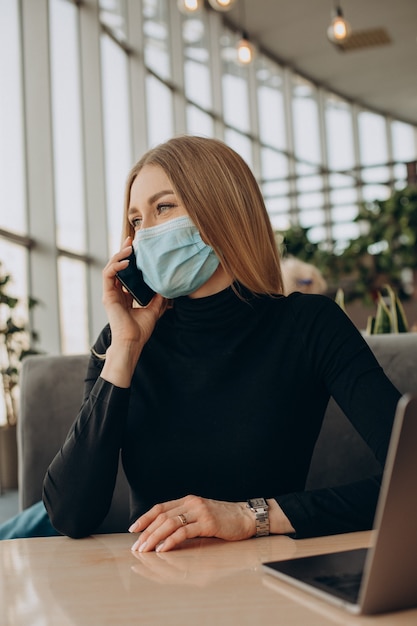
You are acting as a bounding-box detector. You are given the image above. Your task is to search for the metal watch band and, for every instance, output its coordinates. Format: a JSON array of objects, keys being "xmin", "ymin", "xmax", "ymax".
[{"xmin": 247, "ymin": 498, "xmax": 270, "ymax": 537}]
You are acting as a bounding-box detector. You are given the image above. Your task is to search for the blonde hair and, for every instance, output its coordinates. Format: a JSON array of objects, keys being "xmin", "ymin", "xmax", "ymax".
[
  {"xmin": 122, "ymin": 136, "xmax": 283, "ymax": 295},
  {"xmin": 281, "ymin": 257, "xmax": 327, "ymax": 295}
]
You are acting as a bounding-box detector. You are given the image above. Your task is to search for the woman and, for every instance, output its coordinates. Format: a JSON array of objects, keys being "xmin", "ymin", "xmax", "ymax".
[
  {"xmin": 281, "ymin": 256, "xmax": 328, "ymax": 295},
  {"xmin": 41, "ymin": 136, "xmax": 399, "ymax": 551}
]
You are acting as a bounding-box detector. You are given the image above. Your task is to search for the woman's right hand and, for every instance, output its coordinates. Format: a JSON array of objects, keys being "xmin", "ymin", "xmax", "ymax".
[{"xmin": 100, "ymin": 237, "xmax": 166, "ymax": 387}]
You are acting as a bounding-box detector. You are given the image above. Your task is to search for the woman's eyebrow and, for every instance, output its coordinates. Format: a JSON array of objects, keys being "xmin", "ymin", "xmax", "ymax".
[
  {"xmin": 128, "ymin": 189, "xmax": 175, "ymax": 216},
  {"xmin": 148, "ymin": 189, "xmax": 175, "ymax": 204}
]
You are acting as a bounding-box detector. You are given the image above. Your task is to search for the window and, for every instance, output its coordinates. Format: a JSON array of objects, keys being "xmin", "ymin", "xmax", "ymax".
[
  {"xmin": 50, "ymin": 0, "xmax": 86, "ymax": 253},
  {"xmin": 0, "ymin": 0, "xmax": 25, "ymax": 235},
  {"xmin": 291, "ymin": 77, "xmax": 325, "ymax": 239},
  {"xmin": 221, "ymin": 30, "xmax": 250, "ymax": 135},
  {"xmin": 391, "ymin": 121, "xmax": 417, "ymax": 187},
  {"xmin": 325, "ymin": 94, "xmax": 359, "ymax": 245},
  {"xmin": 101, "ymin": 33, "xmax": 132, "ymax": 254},
  {"xmin": 143, "ymin": 0, "xmax": 171, "ymax": 80},
  {"xmin": 183, "ymin": 11, "xmax": 212, "ymax": 109},
  {"xmin": 358, "ymin": 111, "xmax": 390, "ymax": 202},
  {"xmin": 58, "ymin": 257, "xmax": 89, "ymax": 354},
  {"xmin": 146, "ymin": 74, "xmax": 174, "ymax": 147}
]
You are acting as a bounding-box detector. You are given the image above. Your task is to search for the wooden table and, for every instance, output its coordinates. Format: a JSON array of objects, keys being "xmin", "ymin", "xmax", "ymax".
[{"xmin": 1, "ymin": 530, "xmax": 416, "ymax": 625}]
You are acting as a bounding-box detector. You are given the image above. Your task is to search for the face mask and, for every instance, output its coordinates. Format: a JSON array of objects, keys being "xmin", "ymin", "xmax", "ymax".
[{"xmin": 132, "ymin": 215, "xmax": 220, "ymax": 299}]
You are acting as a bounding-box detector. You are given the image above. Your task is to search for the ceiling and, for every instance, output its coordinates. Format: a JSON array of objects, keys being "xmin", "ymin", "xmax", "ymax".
[{"xmin": 223, "ymin": 0, "xmax": 417, "ymax": 125}]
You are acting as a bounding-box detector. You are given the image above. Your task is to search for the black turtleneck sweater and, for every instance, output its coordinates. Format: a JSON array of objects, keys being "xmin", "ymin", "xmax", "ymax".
[{"xmin": 43, "ymin": 287, "xmax": 400, "ymax": 539}]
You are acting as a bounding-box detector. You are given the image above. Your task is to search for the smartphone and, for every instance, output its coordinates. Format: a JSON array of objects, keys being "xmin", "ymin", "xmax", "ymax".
[{"xmin": 116, "ymin": 250, "xmax": 155, "ymax": 307}]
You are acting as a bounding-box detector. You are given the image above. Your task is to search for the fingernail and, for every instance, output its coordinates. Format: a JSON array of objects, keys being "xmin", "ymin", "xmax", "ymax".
[
  {"xmin": 131, "ymin": 539, "xmax": 141, "ymax": 552},
  {"xmin": 155, "ymin": 542, "xmax": 165, "ymax": 553},
  {"xmin": 128, "ymin": 524, "xmax": 136, "ymax": 533},
  {"xmin": 138, "ymin": 541, "xmax": 148, "ymax": 553}
]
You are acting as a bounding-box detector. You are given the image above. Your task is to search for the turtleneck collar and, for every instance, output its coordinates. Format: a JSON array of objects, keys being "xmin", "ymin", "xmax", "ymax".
[{"xmin": 171, "ymin": 283, "xmax": 265, "ymax": 331}]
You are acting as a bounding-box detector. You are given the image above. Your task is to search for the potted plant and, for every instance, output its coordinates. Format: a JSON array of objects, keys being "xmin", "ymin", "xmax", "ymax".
[
  {"xmin": 364, "ymin": 284, "xmax": 409, "ymax": 335},
  {"xmin": 335, "ymin": 284, "xmax": 410, "ymax": 335},
  {"xmin": 278, "ymin": 185, "xmax": 417, "ymax": 305},
  {"xmin": 0, "ymin": 261, "xmax": 39, "ymax": 492}
]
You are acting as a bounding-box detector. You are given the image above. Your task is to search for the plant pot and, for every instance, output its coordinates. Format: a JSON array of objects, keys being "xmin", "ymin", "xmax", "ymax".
[{"xmin": 0, "ymin": 424, "xmax": 18, "ymax": 492}]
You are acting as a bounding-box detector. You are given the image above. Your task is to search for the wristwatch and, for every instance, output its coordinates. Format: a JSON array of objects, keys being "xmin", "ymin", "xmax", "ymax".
[{"xmin": 247, "ymin": 498, "xmax": 270, "ymax": 537}]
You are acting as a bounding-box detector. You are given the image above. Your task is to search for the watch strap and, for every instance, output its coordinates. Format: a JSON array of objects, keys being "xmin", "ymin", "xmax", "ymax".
[{"xmin": 247, "ymin": 498, "xmax": 270, "ymax": 537}]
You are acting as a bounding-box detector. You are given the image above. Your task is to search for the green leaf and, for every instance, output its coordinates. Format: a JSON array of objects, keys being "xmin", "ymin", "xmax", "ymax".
[
  {"xmin": 334, "ymin": 288, "xmax": 346, "ymax": 312},
  {"xmin": 395, "ymin": 295, "xmax": 409, "ymax": 333},
  {"xmin": 366, "ymin": 316, "xmax": 375, "ymax": 335},
  {"xmin": 383, "ymin": 284, "xmax": 398, "ymax": 332},
  {"xmin": 373, "ymin": 293, "xmax": 392, "ymax": 334}
]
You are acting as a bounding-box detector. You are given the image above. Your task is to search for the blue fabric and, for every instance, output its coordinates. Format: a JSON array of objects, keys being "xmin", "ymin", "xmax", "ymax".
[
  {"xmin": 133, "ymin": 215, "xmax": 219, "ymax": 298},
  {"xmin": 0, "ymin": 500, "xmax": 61, "ymax": 540}
]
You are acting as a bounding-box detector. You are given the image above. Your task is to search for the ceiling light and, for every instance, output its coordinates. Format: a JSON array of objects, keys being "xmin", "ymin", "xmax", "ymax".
[
  {"xmin": 177, "ymin": 0, "xmax": 203, "ymax": 15},
  {"xmin": 327, "ymin": 3, "xmax": 351, "ymax": 44},
  {"xmin": 208, "ymin": 0, "xmax": 237, "ymax": 11},
  {"xmin": 236, "ymin": 32, "xmax": 255, "ymax": 65}
]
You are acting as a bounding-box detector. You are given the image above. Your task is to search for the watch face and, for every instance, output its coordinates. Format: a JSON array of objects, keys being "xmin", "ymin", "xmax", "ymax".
[{"xmin": 249, "ymin": 498, "xmax": 268, "ymax": 509}]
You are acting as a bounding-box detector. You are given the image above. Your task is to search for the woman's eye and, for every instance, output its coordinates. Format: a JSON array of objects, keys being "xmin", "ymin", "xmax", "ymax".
[
  {"xmin": 130, "ymin": 217, "xmax": 142, "ymax": 229},
  {"xmin": 156, "ymin": 202, "xmax": 176, "ymax": 214}
]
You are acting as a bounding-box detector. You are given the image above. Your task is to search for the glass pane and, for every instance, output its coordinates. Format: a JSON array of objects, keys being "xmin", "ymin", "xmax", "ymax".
[
  {"xmin": 101, "ymin": 33, "xmax": 133, "ymax": 254},
  {"xmin": 143, "ymin": 0, "xmax": 171, "ymax": 80},
  {"xmin": 221, "ymin": 30, "xmax": 250, "ymax": 134},
  {"xmin": 99, "ymin": 0, "xmax": 128, "ymax": 44},
  {"xmin": 260, "ymin": 148, "xmax": 289, "ymax": 184},
  {"xmin": 331, "ymin": 222, "xmax": 360, "ymax": 243},
  {"xmin": 292, "ymin": 76, "xmax": 321, "ymax": 164},
  {"xmin": 393, "ymin": 162, "xmax": 407, "ymax": 188},
  {"xmin": 296, "ymin": 167, "xmax": 323, "ymax": 192},
  {"xmin": 362, "ymin": 184, "xmax": 391, "ymax": 202},
  {"xmin": 330, "ymin": 186, "xmax": 358, "ymax": 206},
  {"xmin": 391, "ymin": 121, "xmax": 417, "ymax": 163},
  {"xmin": 146, "ymin": 74, "xmax": 174, "ymax": 147},
  {"xmin": 307, "ymin": 225, "xmax": 326, "ymax": 244},
  {"xmin": 361, "ymin": 165, "xmax": 390, "ymax": 184},
  {"xmin": 358, "ymin": 111, "xmax": 388, "ymax": 167},
  {"xmin": 256, "ymin": 55, "xmax": 286, "ymax": 151},
  {"xmin": 267, "ymin": 210, "xmax": 291, "ymax": 232},
  {"xmin": 298, "ymin": 192, "xmax": 325, "ymax": 212},
  {"xmin": 0, "ymin": 0, "xmax": 26, "ymax": 235},
  {"xmin": 325, "ymin": 95, "xmax": 355, "ymax": 171},
  {"xmin": 183, "ymin": 12, "xmax": 212, "ymax": 109},
  {"xmin": 263, "ymin": 179, "xmax": 290, "ymax": 199},
  {"xmin": 50, "ymin": 0, "xmax": 85, "ymax": 253},
  {"xmin": 299, "ymin": 208, "xmax": 325, "ymax": 229},
  {"xmin": 331, "ymin": 205, "xmax": 358, "ymax": 223},
  {"xmin": 58, "ymin": 257, "xmax": 89, "ymax": 355},
  {"xmin": 224, "ymin": 129, "xmax": 252, "ymax": 168},
  {"xmin": 186, "ymin": 104, "xmax": 214, "ymax": 137}
]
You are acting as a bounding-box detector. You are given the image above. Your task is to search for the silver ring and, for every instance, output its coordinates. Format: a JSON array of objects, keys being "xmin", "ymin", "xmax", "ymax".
[{"xmin": 177, "ymin": 513, "xmax": 187, "ymax": 526}]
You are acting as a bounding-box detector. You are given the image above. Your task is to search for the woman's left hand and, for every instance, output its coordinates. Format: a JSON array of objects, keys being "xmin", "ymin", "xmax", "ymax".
[{"xmin": 129, "ymin": 495, "xmax": 256, "ymax": 553}]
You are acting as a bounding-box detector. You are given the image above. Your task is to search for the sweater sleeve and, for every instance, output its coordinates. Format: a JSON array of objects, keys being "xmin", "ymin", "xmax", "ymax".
[
  {"xmin": 42, "ymin": 326, "xmax": 130, "ymax": 538},
  {"xmin": 275, "ymin": 295, "xmax": 401, "ymax": 538}
]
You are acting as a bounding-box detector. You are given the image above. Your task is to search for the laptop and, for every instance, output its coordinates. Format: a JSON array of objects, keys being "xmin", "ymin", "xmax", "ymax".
[{"xmin": 262, "ymin": 394, "xmax": 417, "ymax": 615}]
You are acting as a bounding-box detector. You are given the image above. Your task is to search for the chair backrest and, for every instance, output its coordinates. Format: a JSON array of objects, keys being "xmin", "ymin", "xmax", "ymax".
[
  {"xmin": 306, "ymin": 332, "xmax": 417, "ymax": 489},
  {"xmin": 18, "ymin": 333, "xmax": 417, "ymax": 532},
  {"xmin": 18, "ymin": 353, "xmax": 130, "ymax": 533}
]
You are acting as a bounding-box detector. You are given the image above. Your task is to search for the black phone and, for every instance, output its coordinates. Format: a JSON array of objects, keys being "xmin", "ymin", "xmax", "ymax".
[{"xmin": 116, "ymin": 250, "xmax": 155, "ymax": 307}]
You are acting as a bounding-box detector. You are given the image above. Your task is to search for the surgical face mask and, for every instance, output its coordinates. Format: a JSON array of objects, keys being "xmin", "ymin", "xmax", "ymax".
[{"xmin": 132, "ymin": 215, "xmax": 220, "ymax": 299}]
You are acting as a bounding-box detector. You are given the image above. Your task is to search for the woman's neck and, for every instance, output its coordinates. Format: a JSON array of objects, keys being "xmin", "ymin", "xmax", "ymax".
[{"xmin": 188, "ymin": 265, "xmax": 233, "ymax": 299}]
